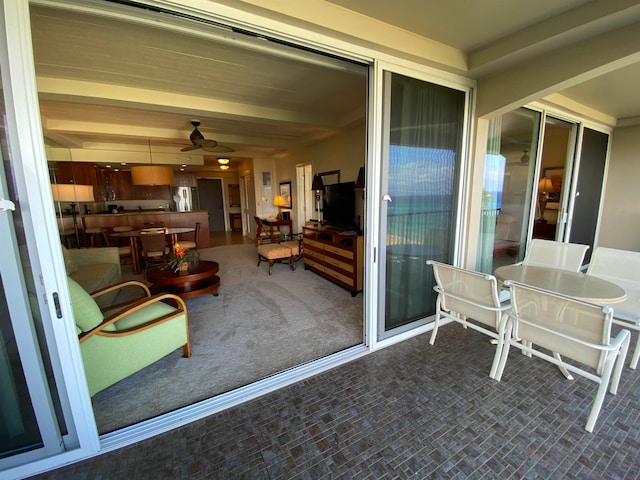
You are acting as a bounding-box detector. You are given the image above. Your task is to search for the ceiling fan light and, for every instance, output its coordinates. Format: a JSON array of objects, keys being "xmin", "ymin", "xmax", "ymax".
[
  {"xmin": 219, "ymin": 164, "xmax": 230, "ymax": 170},
  {"xmin": 217, "ymin": 158, "xmax": 230, "ymax": 165}
]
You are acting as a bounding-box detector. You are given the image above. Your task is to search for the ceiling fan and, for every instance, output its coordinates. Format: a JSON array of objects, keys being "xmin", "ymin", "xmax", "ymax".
[{"xmin": 180, "ymin": 120, "xmax": 234, "ymax": 153}]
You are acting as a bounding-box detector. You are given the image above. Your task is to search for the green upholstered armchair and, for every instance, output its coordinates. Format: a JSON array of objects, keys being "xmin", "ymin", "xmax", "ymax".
[{"xmin": 68, "ymin": 277, "xmax": 191, "ymax": 397}]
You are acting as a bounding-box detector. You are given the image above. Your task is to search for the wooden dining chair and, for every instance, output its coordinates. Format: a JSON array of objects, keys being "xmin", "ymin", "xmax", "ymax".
[
  {"xmin": 495, "ymin": 280, "xmax": 630, "ymax": 432},
  {"xmin": 180, "ymin": 222, "xmax": 200, "ymax": 251},
  {"xmin": 427, "ymin": 260, "xmax": 511, "ymax": 378},
  {"xmin": 587, "ymin": 246, "xmax": 640, "ymax": 369},
  {"xmin": 139, "ymin": 231, "xmax": 170, "ymax": 272},
  {"xmin": 111, "ymin": 225, "xmax": 134, "ymax": 266},
  {"xmin": 254, "ymin": 216, "xmax": 280, "ymax": 245}
]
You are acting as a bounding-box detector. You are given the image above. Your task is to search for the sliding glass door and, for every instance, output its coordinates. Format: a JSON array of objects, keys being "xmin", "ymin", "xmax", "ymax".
[
  {"xmin": 477, "ymin": 108, "xmax": 610, "ymax": 273},
  {"xmin": 378, "ymin": 71, "xmax": 467, "ymax": 339},
  {"xmin": 566, "ymin": 127, "xmax": 610, "ymax": 262},
  {"xmin": 0, "ymin": 0, "xmax": 65, "ymax": 469}
]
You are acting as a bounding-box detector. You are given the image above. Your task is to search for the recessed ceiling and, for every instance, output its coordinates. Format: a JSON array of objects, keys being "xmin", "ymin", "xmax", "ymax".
[{"xmin": 30, "ymin": 0, "xmax": 640, "ymax": 171}]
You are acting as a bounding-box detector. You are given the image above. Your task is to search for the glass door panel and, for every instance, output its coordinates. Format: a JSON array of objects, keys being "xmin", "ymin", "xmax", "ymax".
[
  {"xmin": 533, "ymin": 117, "xmax": 576, "ymax": 242},
  {"xmin": 477, "ymin": 108, "xmax": 541, "ymax": 274},
  {"xmin": 379, "ymin": 72, "xmax": 466, "ymax": 339},
  {"xmin": 0, "ymin": 0, "xmax": 70, "ymax": 470},
  {"xmin": 566, "ymin": 127, "xmax": 609, "ymax": 262}
]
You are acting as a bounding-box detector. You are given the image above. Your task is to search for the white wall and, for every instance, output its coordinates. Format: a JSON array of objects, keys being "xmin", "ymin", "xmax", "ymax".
[{"xmin": 597, "ymin": 124, "xmax": 640, "ymax": 250}]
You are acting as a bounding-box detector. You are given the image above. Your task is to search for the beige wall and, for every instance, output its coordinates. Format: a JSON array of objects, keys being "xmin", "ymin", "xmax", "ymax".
[
  {"xmin": 303, "ymin": 123, "xmax": 366, "ymax": 183},
  {"xmin": 597, "ymin": 124, "xmax": 640, "ymax": 250}
]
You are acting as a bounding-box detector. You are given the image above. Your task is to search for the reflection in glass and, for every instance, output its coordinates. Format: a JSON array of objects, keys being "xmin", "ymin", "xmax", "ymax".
[{"xmin": 477, "ymin": 108, "xmax": 541, "ymax": 273}]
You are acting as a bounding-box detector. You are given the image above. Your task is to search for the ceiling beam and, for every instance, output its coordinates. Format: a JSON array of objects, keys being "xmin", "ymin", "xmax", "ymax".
[
  {"xmin": 476, "ymin": 22, "xmax": 640, "ymax": 120},
  {"xmin": 36, "ymin": 76, "xmax": 343, "ymax": 128}
]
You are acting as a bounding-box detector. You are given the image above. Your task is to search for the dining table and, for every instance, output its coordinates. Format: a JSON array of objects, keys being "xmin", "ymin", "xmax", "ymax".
[
  {"xmin": 494, "ymin": 264, "xmax": 627, "ymax": 304},
  {"xmin": 110, "ymin": 227, "xmax": 195, "ymax": 274}
]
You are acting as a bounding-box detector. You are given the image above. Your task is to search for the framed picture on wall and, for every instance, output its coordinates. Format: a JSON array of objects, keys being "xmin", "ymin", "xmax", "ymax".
[
  {"xmin": 319, "ymin": 170, "xmax": 340, "ymax": 186},
  {"xmin": 279, "ymin": 181, "xmax": 292, "ymax": 209}
]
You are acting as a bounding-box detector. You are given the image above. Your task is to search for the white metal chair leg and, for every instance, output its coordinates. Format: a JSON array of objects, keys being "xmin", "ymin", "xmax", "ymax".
[{"xmin": 553, "ymin": 352, "xmax": 574, "ymax": 380}]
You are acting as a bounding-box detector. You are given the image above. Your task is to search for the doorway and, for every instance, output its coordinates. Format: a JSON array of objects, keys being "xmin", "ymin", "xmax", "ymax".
[{"xmin": 197, "ymin": 178, "xmax": 225, "ymax": 232}]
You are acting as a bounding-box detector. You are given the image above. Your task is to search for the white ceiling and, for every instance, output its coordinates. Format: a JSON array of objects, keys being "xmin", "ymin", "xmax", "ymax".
[{"xmin": 30, "ymin": 1, "xmax": 640, "ymax": 170}]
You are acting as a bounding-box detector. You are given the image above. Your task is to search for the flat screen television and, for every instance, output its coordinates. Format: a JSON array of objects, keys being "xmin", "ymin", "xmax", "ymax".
[{"xmin": 322, "ymin": 181, "xmax": 356, "ymax": 231}]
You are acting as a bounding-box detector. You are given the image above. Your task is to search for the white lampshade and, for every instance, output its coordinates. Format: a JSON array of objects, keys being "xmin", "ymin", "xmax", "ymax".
[
  {"xmin": 131, "ymin": 166, "xmax": 174, "ymax": 185},
  {"xmin": 51, "ymin": 184, "xmax": 95, "ymax": 202}
]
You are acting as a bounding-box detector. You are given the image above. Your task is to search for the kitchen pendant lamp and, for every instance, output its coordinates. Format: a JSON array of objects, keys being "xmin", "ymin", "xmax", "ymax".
[
  {"xmin": 131, "ymin": 141, "xmax": 175, "ymax": 185},
  {"xmin": 131, "ymin": 166, "xmax": 174, "ymax": 185}
]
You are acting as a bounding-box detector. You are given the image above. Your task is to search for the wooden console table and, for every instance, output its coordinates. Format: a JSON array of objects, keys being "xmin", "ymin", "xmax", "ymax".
[
  {"xmin": 261, "ymin": 218, "xmax": 292, "ymax": 238},
  {"xmin": 302, "ymin": 225, "xmax": 363, "ymax": 296}
]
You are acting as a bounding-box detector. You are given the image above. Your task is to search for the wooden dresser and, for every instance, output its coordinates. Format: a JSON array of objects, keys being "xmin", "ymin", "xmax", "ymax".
[{"xmin": 302, "ymin": 225, "xmax": 364, "ymax": 296}]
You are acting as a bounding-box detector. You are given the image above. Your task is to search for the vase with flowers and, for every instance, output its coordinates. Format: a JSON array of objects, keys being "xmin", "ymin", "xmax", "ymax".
[{"xmin": 166, "ymin": 243, "xmax": 199, "ymax": 275}]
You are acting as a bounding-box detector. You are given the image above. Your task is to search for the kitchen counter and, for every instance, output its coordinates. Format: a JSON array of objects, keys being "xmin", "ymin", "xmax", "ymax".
[{"xmin": 82, "ymin": 210, "xmax": 210, "ymax": 248}]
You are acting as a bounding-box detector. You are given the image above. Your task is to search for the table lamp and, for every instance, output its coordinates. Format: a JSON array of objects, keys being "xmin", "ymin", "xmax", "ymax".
[
  {"xmin": 51, "ymin": 184, "xmax": 95, "ymax": 247},
  {"xmin": 273, "ymin": 195, "xmax": 287, "ymax": 220},
  {"xmin": 311, "ymin": 174, "xmax": 324, "ymax": 221},
  {"xmin": 537, "ymin": 177, "xmax": 554, "ymax": 223}
]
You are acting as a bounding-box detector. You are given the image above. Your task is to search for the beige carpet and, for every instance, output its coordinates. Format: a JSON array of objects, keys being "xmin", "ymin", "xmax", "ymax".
[{"xmin": 92, "ymin": 244, "xmax": 363, "ymax": 433}]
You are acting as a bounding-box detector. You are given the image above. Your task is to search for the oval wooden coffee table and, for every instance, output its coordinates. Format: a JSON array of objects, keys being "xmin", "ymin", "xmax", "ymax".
[{"xmin": 146, "ymin": 260, "xmax": 220, "ymax": 300}]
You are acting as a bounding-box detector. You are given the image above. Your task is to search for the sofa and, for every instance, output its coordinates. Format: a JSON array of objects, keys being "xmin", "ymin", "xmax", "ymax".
[{"xmin": 61, "ymin": 244, "xmax": 122, "ymax": 307}]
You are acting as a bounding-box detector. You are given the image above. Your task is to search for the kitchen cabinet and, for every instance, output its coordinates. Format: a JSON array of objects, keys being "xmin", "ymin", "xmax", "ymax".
[
  {"xmin": 173, "ymin": 172, "xmax": 197, "ymax": 187},
  {"xmin": 55, "ymin": 162, "xmax": 101, "ymax": 200},
  {"xmin": 98, "ymin": 169, "xmax": 134, "ymax": 201}
]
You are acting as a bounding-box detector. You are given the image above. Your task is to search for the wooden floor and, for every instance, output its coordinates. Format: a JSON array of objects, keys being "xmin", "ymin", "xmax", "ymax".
[{"xmin": 209, "ymin": 230, "xmax": 254, "ymax": 247}]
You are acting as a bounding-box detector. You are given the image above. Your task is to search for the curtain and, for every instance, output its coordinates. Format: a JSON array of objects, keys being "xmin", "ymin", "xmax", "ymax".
[{"xmin": 384, "ymin": 74, "xmax": 464, "ymax": 331}]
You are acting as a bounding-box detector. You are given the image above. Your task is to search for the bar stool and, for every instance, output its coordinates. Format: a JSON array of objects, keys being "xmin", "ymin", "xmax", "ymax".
[
  {"xmin": 85, "ymin": 227, "xmax": 108, "ymax": 248},
  {"xmin": 112, "ymin": 225, "xmax": 134, "ymax": 267}
]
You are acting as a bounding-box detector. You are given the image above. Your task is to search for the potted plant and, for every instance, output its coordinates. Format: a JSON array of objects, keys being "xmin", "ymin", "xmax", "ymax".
[{"xmin": 166, "ymin": 243, "xmax": 199, "ymax": 274}]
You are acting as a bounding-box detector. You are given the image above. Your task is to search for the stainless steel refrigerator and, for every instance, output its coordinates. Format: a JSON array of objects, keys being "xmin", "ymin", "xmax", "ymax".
[{"xmin": 172, "ymin": 186, "xmax": 198, "ymax": 211}]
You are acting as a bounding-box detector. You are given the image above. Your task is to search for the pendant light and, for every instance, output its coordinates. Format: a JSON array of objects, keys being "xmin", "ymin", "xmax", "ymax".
[{"xmin": 131, "ymin": 140, "xmax": 175, "ymax": 185}]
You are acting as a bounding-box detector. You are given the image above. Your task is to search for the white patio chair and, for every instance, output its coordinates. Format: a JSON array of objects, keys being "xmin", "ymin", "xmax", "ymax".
[
  {"xmin": 427, "ymin": 260, "xmax": 511, "ymax": 378},
  {"xmin": 522, "ymin": 239, "xmax": 589, "ymax": 272},
  {"xmin": 587, "ymin": 246, "xmax": 640, "ymax": 369},
  {"xmin": 494, "ymin": 281, "xmax": 630, "ymax": 432}
]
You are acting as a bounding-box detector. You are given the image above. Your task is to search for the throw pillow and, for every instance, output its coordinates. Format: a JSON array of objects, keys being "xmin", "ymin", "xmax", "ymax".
[
  {"xmin": 60, "ymin": 244, "xmax": 78, "ymax": 275},
  {"xmin": 67, "ymin": 277, "xmax": 114, "ymax": 333}
]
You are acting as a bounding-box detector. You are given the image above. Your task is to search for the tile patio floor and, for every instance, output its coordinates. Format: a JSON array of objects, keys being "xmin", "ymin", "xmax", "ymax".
[{"xmin": 32, "ymin": 324, "xmax": 640, "ymax": 479}]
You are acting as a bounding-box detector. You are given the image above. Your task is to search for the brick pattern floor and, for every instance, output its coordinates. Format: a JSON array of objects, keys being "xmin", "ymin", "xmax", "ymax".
[{"xmin": 33, "ymin": 325, "xmax": 640, "ymax": 479}]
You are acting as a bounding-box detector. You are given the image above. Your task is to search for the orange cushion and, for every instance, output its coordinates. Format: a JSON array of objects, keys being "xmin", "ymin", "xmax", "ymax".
[{"xmin": 257, "ymin": 244, "xmax": 291, "ymax": 260}]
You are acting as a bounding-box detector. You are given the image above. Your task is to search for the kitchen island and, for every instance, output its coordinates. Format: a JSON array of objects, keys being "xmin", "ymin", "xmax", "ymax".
[{"xmin": 82, "ymin": 210, "xmax": 210, "ymax": 249}]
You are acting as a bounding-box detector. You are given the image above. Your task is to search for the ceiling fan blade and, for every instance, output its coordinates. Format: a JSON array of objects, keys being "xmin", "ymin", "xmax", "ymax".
[
  {"xmin": 180, "ymin": 144, "xmax": 200, "ymax": 152},
  {"xmin": 194, "ymin": 138, "xmax": 217, "ymax": 147},
  {"xmin": 203, "ymin": 144, "xmax": 234, "ymax": 153}
]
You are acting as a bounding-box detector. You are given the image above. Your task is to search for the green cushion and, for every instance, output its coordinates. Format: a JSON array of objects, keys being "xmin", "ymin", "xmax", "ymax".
[
  {"xmin": 61, "ymin": 244, "xmax": 78, "ymax": 274},
  {"xmin": 69, "ymin": 263, "xmax": 120, "ymax": 293},
  {"xmin": 114, "ymin": 301, "xmax": 178, "ymax": 330},
  {"xmin": 67, "ymin": 277, "xmax": 113, "ymax": 333}
]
